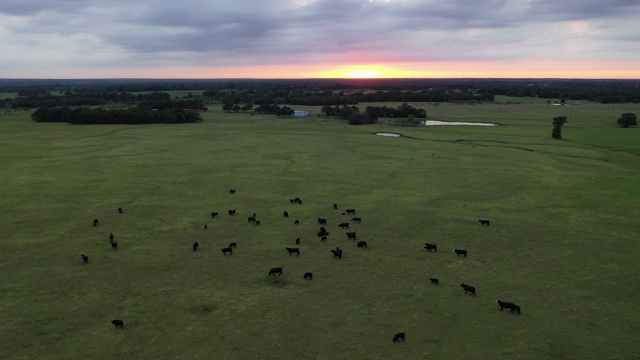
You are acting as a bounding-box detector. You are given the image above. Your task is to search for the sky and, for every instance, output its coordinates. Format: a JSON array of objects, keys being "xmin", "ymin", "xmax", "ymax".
[{"xmin": 1, "ymin": 0, "xmax": 639, "ymax": 79}]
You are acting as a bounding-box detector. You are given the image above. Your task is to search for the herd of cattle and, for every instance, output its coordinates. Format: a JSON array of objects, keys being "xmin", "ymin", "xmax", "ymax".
[{"xmin": 85, "ymin": 190, "xmax": 521, "ymax": 338}]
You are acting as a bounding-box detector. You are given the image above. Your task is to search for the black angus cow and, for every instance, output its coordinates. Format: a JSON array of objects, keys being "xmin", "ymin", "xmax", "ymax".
[
  {"xmin": 256, "ymin": 220, "xmax": 261, "ymax": 225},
  {"xmin": 331, "ymin": 248, "xmax": 342, "ymax": 259},
  {"xmin": 424, "ymin": 243, "xmax": 437, "ymax": 252},
  {"xmin": 193, "ymin": 241, "xmax": 199, "ymax": 252},
  {"xmin": 204, "ymin": 225, "xmax": 208, "ymax": 230},
  {"xmin": 320, "ymin": 236, "xmax": 327, "ymax": 242},
  {"xmin": 228, "ymin": 209, "xmax": 236, "ymax": 215},
  {"xmin": 221, "ymin": 247, "xmax": 233, "ymax": 255},
  {"xmin": 303, "ymin": 272, "xmax": 313, "ymax": 280},
  {"xmin": 333, "ymin": 203, "xmax": 338, "ymax": 210},
  {"xmin": 294, "ymin": 220, "xmax": 300, "ymax": 225},
  {"xmin": 351, "ymin": 217, "xmax": 361, "ymax": 223},
  {"xmin": 268, "ymin": 267, "xmax": 283, "ymax": 276},
  {"xmin": 283, "ymin": 211, "xmax": 289, "ymax": 218},
  {"xmin": 479, "ymin": 219, "xmax": 490, "ymax": 226},
  {"xmin": 317, "ymin": 230, "xmax": 330, "ymax": 238},
  {"xmin": 345, "ymin": 209, "xmax": 356, "ymax": 215},
  {"xmin": 229, "ymin": 189, "xmax": 236, "ymax": 194},
  {"xmin": 357, "ymin": 241, "xmax": 368, "ymax": 248},
  {"xmin": 109, "ymin": 233, "xmax": 114, "ymax": 242},
  {"xmin": 228, "ymin": 242, "xmax": 237, "ymax": 248},
  {"xmin": 429, "ymin": 278, "xmax": 439, "ymax": 285},
  {"xmin": 286, "ymin": 247, "xmax": 300, "ymax": 256},
  {"xmin": 118, "ymin": 207, "xmax": 123, "ymax": 214},
  {"xmin": 317, "ymin": 218, "xmax": 327, "ymax": 225},
  {"xmin": 248, "ymin": 216, "xmax": 256, "ymax": 223},
  {"xmin": 320, "ymin": 226, "xmax": 327, "ymax": 232},
  {"xmin": 290, "ymin": 198, "xmax": 296, "ymax": 204},
  {"xmin": 110, "ymin": 241, "xmax": 118, "ymax": 251},
  {"xmin": 111, "ymin": 320, "xmax": 124, "ymax": 329},
  {"xmin": 346, "ymin": 232, "xmax": 357, "ymax": 241},
  {"xmin": 338, "ymin": 222, "xmax": 349, "ymax": 229},
  {"xmin": 295, "ymin": 238, "xmax": 301, "ymax": 245},
  {"xmin": 211, "ymin": 211, "xmax": 219, "ymax": 218},
  {"xmin": 460, "ymin": 284, "xmax": 476, "ymax": 296},
  {"xmin": 496, "ymin": 300, "xmax": 521, "ymax": 314},
  {"xmin": 93, "ymin": 218, "xmax": 99, "ymax": 227},
  {"xmin": 392, "ymin": 333, "xmax": 405, "ymax": 342},
  {"xmin": 81, "ymin": 254, "xmax": 89, "ymax": 264},
  {"xmin": 453, "ymin": 249, "xmax": 468, "ymax": 257}
]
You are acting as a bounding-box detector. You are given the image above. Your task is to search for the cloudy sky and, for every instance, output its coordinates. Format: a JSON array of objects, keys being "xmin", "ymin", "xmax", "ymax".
[{"xmin": 1, "ymin": 0, "xmax": 639, "ymax": 79}]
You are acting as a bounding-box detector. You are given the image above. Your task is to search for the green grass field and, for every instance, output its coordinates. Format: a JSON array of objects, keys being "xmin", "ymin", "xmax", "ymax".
[{"xmin": 1, "ymin": 99, "xmax": 639, "ymax": 360}]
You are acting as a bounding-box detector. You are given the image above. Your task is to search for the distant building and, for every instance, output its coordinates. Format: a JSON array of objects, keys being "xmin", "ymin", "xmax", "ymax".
[{"xmin": 293, "ymin": 110, "xmax": 310, "ymax": 117}]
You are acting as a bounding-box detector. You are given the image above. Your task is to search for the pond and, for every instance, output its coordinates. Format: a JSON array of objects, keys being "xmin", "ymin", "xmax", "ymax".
[
  {"xmin": 423, "ymin": 120, "xmax": 497, "ymax": 126},
  {"xmin": 376, "ymin": 132, "xmax": 401, "ymax": 137}
]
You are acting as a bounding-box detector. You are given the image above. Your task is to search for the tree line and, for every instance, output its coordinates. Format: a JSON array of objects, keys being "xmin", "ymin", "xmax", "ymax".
[{"xmin": 31, "ymin": 107, "xmax": 202, "ymax": 124}]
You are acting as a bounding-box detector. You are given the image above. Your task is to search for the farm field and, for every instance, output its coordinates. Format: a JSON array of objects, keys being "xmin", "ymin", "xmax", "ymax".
[{"xmin": 0, "ymin": 99, "xmax": 639, "ymax": 359}]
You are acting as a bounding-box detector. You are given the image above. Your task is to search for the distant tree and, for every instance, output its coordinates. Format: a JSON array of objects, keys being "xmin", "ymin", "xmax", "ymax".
[
  {"xmin": 222, "ymin": 103, "xmax": 234, "ymax": 112},
  {"xmin": 552, "ymin": 116, "xmax": 568, "ymax": 139},
  {"xmin": 617, "ymin": 113, "xmax": 637, "ymax": 128},
  {"xmin": 241, "ymin": 104, "xmax": 254, "ymax": 112},
  {"xmin": 348, "ymin": 112, "xmax": 365, "ymax": 125},
  {"xmin": 232, "ymin": 104, "xmax": 241, "ymax": 112},
  {"xmin": 276, "ymin": 106, "xmax": 294, "ymax": 117},
  {"xmin": 321, "ymin": 105, "xmax": 335, "ymax": 116}
]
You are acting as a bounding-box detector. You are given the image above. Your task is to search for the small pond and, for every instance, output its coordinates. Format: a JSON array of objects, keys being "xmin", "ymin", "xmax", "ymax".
[
  {"xmin": 423, "ymin": 120, "xmax": 497, "ymax": 126},
  {"xmin": 376, "ymin": 132, "xmax": 401, "ymax": 137}
]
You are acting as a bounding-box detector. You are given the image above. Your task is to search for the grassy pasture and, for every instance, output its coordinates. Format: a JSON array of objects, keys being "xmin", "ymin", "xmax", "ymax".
[{"xmin": 0, "ymin": 99, "xmax": 639, "ymax": 360}]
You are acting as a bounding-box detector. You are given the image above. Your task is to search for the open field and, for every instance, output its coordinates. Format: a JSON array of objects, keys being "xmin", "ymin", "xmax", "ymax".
[{"xmin": 0, "ymin": 99, "xmax": 639, "ymax": 359}]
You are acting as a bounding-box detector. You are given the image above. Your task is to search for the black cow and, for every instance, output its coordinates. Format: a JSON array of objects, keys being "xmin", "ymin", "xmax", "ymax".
[
  {"xmin": 460, "ymin": 284, "xmax": 476, "ymax": 296},
  {"xmin": 109, "ymin": 233, "xmax": 114, "ymax": 242},
  {"xmin": 294, "ymin": 220, "xmax": 300, "ymax": 225},
  {"xmin": 81, "ymin": 254, "xmax": 89, "ymax": 264},
  {"xmin": 424, "ymin": 243, "xmax": 437, "ymax": 252},
  {"xmin": 211, "ymin": 211, "xmax": 218, "ymax": 218},
  {"xmin": 256, "ymin": 220, "xmax": 261, "ymax": 225},
  {"xmin": 111, "ymin": 320, "xmax": 124, "ymax": 329},
  {"xmin": 303, "ymin": 272, "xmax": 313, "ymax": 280},
  {"xmin": 333, "ymin": 203, "xmax": 338, "ymax": 210},
  {"xmin": 228, "ymin": 242, "xmax": 237, "ymax": 248},
  {"xmin": 429, "ymin": 278, "xmax": 439, "ymax": 285},
  {"xmin": 317, "ymin": 231, "xmax": 330, "ymax": 237},
  {"xmin": 320, "ymin": 236, "xmax": 327, "ymax": 242},
  {"xmin": 193, "ymin": 241, "xmax": 199, "ymax": 252},
  {"xmin": 228, "ymin": 209, "xmax": 236, "ymax": 215},
  {"xmin": 204, "ymin": 225, "xmax": 207, "ymax": 230},
  {"xmin": 229, "ymin": 189, "xmax": 236, "ymax": 194},
  {"xmin": 110, "ymin": 241, "xmax": 118, "ymax": 251},
  {"xmin": 453, "ymin": 249, "xmax": 468, "ymax": 257},
  {"xmin": 248, "ymin": 216, "xmax": 256, "ymax": 223},
  {"xmin": 286, "ymin": 247, "xmax": 300, "ymax": 256},
  {"xmin": 268, "ymin": 267, "xmax": 283, "ymax": 276},
  {"xmin": 338, "ymin": 222, "xmax": 349, "ymax": 229},
  {"xmin": 93, "ymin": 218, "xmax": 99, "ymax": 227},
  {"xmin": 479, "ymin": 219, "xmax": 490, "ymax": 226},
  {"xmin": 351, "ymin": 217, "xmax": 361, "ymax": 223},
  {"xmin": 295, "ymin": 238, "xmax": 301, "ymax": 245},
  {"xmin": 290, "ymin": 198, "xmax": 296, "ymax": 204},
  {"xmin": 317, "ymin": 218, "xmax": 327, "ymax": 225},
  {"xmin": 496, "ymin": 300, "xmax": 520, "ymax": 314},
  {"xmin": 118, "ymin": 207, "xmax": 123, "ymax": 214},
  {"xmin": 221, "ymin": 247, "xmax": 233, "ymax": 255},
  {"xmin": 331, "ymin": 249, "xmax": 342, "ymax": 259},
  {"xmin": 345, "ymin": 209, "xmax": 356, "ymax": 215},
  {"xmin": 392, "ymin": 333, "xmax": 405, "ymax": 342},
  {"xmin": 346, "ymin": 232, "xmax": 357, "ymax": 241},
  {"xmin": 320, "ymin": 226, "xmax": 327, "ymax": 232},
  {"xmin": 283, "ymin": 211, "xmax": 289, "ymax": 218},
  {"xmin": 357, "ymin": 241, "xmax": 368, "ymax": 248}
]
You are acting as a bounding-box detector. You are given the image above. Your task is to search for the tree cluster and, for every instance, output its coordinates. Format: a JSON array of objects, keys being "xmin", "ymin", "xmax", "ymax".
[{"xmin": 617, "ymin": 113, "xmax": 637, "ymax": 128}]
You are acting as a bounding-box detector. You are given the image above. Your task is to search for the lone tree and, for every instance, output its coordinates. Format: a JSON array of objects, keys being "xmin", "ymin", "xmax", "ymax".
[
  {"xmin": 617, "ymin": 113, "xmax": 637, "ymax": 128},
  {"xmin": 552, "ymin": 116, "xmax": 568, "ymax": 139}
]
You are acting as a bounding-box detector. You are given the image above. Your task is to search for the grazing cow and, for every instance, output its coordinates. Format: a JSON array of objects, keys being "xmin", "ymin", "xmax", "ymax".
[
  {"xmin": 204, "ymin": 225, "xmax": 207, "ymax": 230},
  {"xmin": 333, "ymin": 203, "xmax": 338, "ymax": 210},
  {"xmin": 320, "ymin": 236, "xmax": 327, "ymax": 242},
  {"xmin": 351, "ymin": 217, "xmax": 361, "ymax": 223},
  {"xmin": 111, "ymin": 320, "xmax": 124, "ymax": 329},
  {"xmin": 81, "ymin": 254, "xmax": 88, "ymax": 264},
  {"xmin": 453, "ymin": 249, "xmax": 468, "ymax": 257},
  {"xmin": 294, "ymin": 220, "xmax": 299, "ymax": 225},
  {"xmin": 317, "ymin": 231, "xmax": 330, "ymax": 238},
  {"xmin": 496, "ymin": 300, "xmax": 520, "ymax": 314},
  {"xmin": 228, "ymin": 209, "xmax": 236, "ymax": 215},
  {"xmin": 392, "ymin": 333, "xmax": 405, "ymax": 343},
  {"xmin": 283, "ymin": 211, "xmax": 289, "ymax": 218},
  {"xmin": 424, "ymin": 243, "xmax": 437, "ymax": 252},
  {"xmin": 320, "ymin": 226, "xmax": 327, "ymax": 232},
  {"xmin": 248, "ymin": 216, "xmax": 256, "ymax": 223},
  {"xmin": 93, "ymin": 218, "xmax": 99, "ymax": 227},
  {"xmin": 109, "ymin": 233, "xmax": 114, "ymax": 242},
  {"xmin": 118, "ymin": 207, "xmax": 123, "ymax": 214},
  {"xmin": 289, "ymin": 198, "xmax": 296, "ymax": 204},
  {"xmin": 256, "ymin": 220, "xmax": 261, "ymax": 225},
  {"xmin": 229, "ymin": 189, "xmax": 236, "ymax": 194},
  {"xmin": 346, "ymin": 232, "xmax": 357, "ymax": 241},
  {"xmin": 193, "ymin": 241, "xmax": 199, "ymax": 252},
  {"xmin": 221, "ymin": 247, "xmax": 233, "ymax": 255},
  {"xmin": 331, "ymin": 249, "xmax": 342, "ymax": 259},
  {"xmin": 429, "ymin": 278, "xmax": 439, "ymax": 285},
  {"xmin": 268, "ymin": 267, "xmax": 283, "ymax": 276},
  {"xmin": 296, "ymin": 238, "xmax": 301, "ymax": 245},
  {"xmin": 303, "ymin": 272, "xmax": 313, "ymax": 280},
  {"xmin": 111, "ymin": 241, "xmax": 118, "ymax": 251},
  {"xmin": 479, "ymin": 219, "xmax": 490, "ymax": 226},
  {"xmin": 317, "ymin": 218, "xmax": 327, "ymax": 225},
  {"xmin": 228, "ymin": 242, "xmax": 237, "ymax": 248},
  {"xmin": 338, "ymin": 222, "xmax": 349, "ymax": 229},
  {"xmin": 357, "ymin": 241, "xmax": 368, "ymax": 248},
  {"xmin": 345, "ymin": 209, "xmax": 356, "ymax": 215},
  {"xmin": 211, "ymin": 211, "xmax": 219, "ymax": 218},
  {"xmin": 286, "ymin": 247, "xmax": 300, "ymax": 256},
  {"xmin": 460, "ymin": 284, "xmax": 476, "ymax": 296}
]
